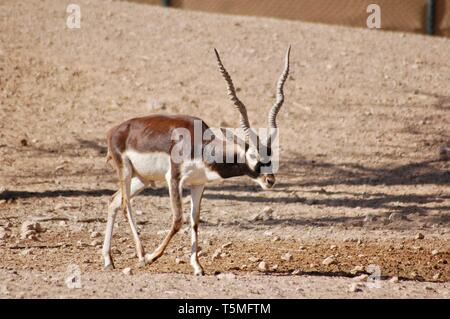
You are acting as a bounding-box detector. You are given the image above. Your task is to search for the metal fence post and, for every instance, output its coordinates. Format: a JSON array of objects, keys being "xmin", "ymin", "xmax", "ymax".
[{"xmin": 426, "ymin": 0, "xmax": 436, "ymax": 35}]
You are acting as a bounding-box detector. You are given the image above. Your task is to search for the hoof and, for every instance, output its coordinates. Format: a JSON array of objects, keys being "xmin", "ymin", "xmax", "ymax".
[
  {"xmin": 104, "ymin": 263, "xmax": 115, "ymax": 270},
  {"xmin": 194, "ymin": 268, "xmax": 205, "ymax": 276},
  {"xmin": 144, "ymin": 253, "xmax": 156, "ymax": 265},
  {"xmin": 138, "ymin": 259, "xmax": 146, "ymax": 268}
]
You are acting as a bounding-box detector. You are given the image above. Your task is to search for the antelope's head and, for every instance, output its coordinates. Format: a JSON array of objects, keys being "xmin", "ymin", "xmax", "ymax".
[{"xmin": 214, "ymin": 46, "xmax": 291, "ymax": 190}]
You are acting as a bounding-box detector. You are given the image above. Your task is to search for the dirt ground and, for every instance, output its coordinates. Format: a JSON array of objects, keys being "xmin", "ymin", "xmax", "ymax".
[{"xmin": 0, "ymin": 0, "xmax": 449, "ymax": 298}]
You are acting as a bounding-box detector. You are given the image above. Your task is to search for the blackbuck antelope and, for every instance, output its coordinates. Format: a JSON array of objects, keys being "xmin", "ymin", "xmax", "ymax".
[{"xmin": 102, "ymin": 47, "xmax": 291, "ymax": 275}]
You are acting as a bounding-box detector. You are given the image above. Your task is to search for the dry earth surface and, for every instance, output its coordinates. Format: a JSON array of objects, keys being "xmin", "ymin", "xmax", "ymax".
[{"xmin": 0, "ymin": 0, "xmax": 449, "ymax": 298}]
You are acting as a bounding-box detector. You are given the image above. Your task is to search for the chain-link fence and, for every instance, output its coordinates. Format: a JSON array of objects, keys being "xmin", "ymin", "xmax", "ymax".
[{"xmin": 130, "ymin": 0, "xmax": 450, "ymax": 37}]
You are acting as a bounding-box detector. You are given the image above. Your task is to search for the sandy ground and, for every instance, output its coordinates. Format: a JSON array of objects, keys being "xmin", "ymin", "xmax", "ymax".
[{"xmin": 0, "ymin": 0, "xmax": 449, "ymax": 298}]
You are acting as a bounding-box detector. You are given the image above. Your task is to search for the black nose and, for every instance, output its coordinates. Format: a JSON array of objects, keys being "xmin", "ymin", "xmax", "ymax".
[{"xmin": 267, "ymin": 178, "xmax": 275, "ymax": 186}]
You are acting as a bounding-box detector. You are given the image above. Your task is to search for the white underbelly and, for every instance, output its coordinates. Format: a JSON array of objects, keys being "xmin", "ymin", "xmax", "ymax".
[
  {"xmin": 125, "ymin": 150, "xmax": 170, "ymax": 181},
  {"xmin": 125, "ymin": 150, "xmax": 222, "ymax": 185}
]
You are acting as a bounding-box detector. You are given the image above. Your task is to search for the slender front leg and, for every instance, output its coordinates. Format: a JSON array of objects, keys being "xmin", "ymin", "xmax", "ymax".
[
  {"xmin": 190, "ymin": 185, "xmax": 205, "ymax": 275},
  {"xmin": 102, "ymin": 176, "xmax": 147, "ymax": 269},
  {"xmin": 145, "ymin": 171, "xmax": 183, "ymax": 265}
]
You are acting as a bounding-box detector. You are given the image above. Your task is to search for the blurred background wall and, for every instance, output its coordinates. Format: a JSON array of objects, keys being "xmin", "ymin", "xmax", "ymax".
[{"xmin": 129, "ymin": 0, "xmax": 450, "ymax": 37}]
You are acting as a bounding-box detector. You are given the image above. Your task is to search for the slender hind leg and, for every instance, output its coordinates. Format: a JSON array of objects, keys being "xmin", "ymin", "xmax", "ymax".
[
  {"xmin": 189, "ymin": 185, "xmax": 205, "ymax": 276},
  {"xmin": 102, "ymin": 176, "xmax": 146, "ymax": 269},
  {"xmin": 145, "ymin": 172, "xmax": 183, "ymax": 265}
]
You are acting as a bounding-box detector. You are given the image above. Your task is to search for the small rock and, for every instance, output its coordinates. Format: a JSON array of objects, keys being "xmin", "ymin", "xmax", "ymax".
[
  {"xmin": 203, "ymin": 239, "xmax": 213, "ymax": 246},
  {"xmin": 20, "ymin": 249, "xmax": 32, "ymax": 256},
  {"xmin": 348, "ymin": 283, "xmax": 364, "ymax": 293},
  {"xmin": 111, "ymin": 247, "xmax": 121, "ymax": 255},
  {"xmin": 90, "ymin": 240, "xmax": 101, "ymax": 247},
  {"xmin": 415, "ymin": 233, "xmax": 424, "ymax": 240},
  {"xmin": 212, "ymin": 249, "xmax": 221, "ymax": 260},
  {"xmin": 388, "ymin": 212, "xmax": 404, "ymax": 221},
  {"xmin": 330, "ymin": 245, "xmax": 337, "ymax": 250},
  {"xmin": 76, "ymin": 240, "xmax": 84, "ymax": 248},
  {"xmin": 122, "ymin": 267, "xmax": 132, "ymax": 275},
  {"xmin": 221, "ymin": 242, "xmax": 232, "ymax": 249},
  {"xmin": 432, "ymin": 273, "xmax": 441, "ymax": 280},
  {"xmin": 20, "ymin": 221, "xmax": 44, "ymax": 240},
  {"xmin": 363, "ymin": 214, "xmax": 375, "ymax": 222},
  {"xmin": 258, "ymin": 261, "xmax": 267, "ymax": 272},
  {"xmin": 147, "ymin": 99, "xmax": 166, "ymax": 111},
  {"xmin": 389, "ymin": 276, "xmax": 399, "ymax": 283},
  {"xmin": 281, "ymin": 252, "xmax": 293, "ymax": 261},
  {"xmin": 20, "ymin": 138, "xmax": 28, "ymax": 146},
  {"xmin": 350, "ymin": 265, "xmax": 364, "ymax": 274},
  {"xmin": 431, "ymin": 249, "xmax": 439, "ymax": 256},
  {"xmin": 271, "ymin": 236, "xmax": 281, "ymax": 242},
  {"xmin": 353, "ymin": 274, "xmax": 369, "ymax": 282},
  {"xmin": 216, "ymin": 272, "xmax": 236, "ymax": 280},
  {"xmin": 322, "ymin": 256, "xmax": 336, "ymax": 266},
  {"xmin": 90, "ymin": 231, "xmax": 101, "ymax": 239},
  {"xmin": 248, "ymin": 256, "xmax": 261, "ymax": 263},
  {"xmin": 291, "ymin": 269, "xmax": 300, "ymax": 275},
  {"xmin": 270, "ymin": 264, "xmax": 278, "ymax": 271},
  {"xmin": 261, "ymin": 206, "xmax": 274, "ymax": 220}
]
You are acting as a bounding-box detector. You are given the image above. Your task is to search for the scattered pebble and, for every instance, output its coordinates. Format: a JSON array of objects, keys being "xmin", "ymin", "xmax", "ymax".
[
  {"xmin": 221, "ymin": 242, "xmax": 232, "ymax": 249},
  {"xmin": 216, "ymin": 272, "xmax": 236, "ymax": 280},
  {"xmin": 432, "ymin": 273, "xmax": 440, "ymax": 280},
  {"xmin": 212, "ymin": 249, "xmax": 221, "ymax": 260},
  {"xmin": 415, "ymin": 233, "xmax": 424, "ymax": 240},
  {"xmin": 90, "ymin": 240, "xmax": 101, "ymax": 247},
  {"xmin": 388, "ymin": 212, "xmax": 404, "ymax": 221},
  {"xmin": 249, "ymin": 206, "xmax": 274, "ymax": 221},
  {"xmin": 322, "ymin": 256, "xmax": 336, "ymax": 266},
  {"xmin": 350, "ymin": 265, "xmax": 364, "ymax": 274},
  {"xmin": 20, "ymin": 220, "xmax": 44, "ymax": 240},
  {"xmin": 291, "ymin": 269, "xmax": 300, "ymax": 275},
  {"xmin": 281, "ymin": 252, "xmax": 293, "ymax": 261},
  {"xmin": 348, "ymin": 283, "xmax": 364, "ymax": 293},
  {"xmin": 175, "ymin": 257, "xmax": 184, "ymax": 264},
  {"xmin": 258, "ymin": 261, "xmax": 267, "ymax": 272},
  {"xmin": 431, "ymin": 249, "xmax": 439, "ymax": 256},
  {"xmin": 111, "ymin": 247, "xmax": 121, "ymax": 255},
  {"xmin": 122, "ymin": 267, "xmax": 132, "ymax": 275},
  {"xmin": 271, "ymin": 236, "xmax": 281, "ymax": 242},
  {"xmin": 90, "ymin": 231, "xmax": 101, "ymax": 238},
  {"xmin": 389, "ymin": 276, "xmax": 399, "ymax": 283},
  {"xmin": 248, "ymin": 256, "xmax": 261, "ymax": 263},
  {"xmin": 203, "ymin": 239, "xmax": 213, "ymax": 246}
]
